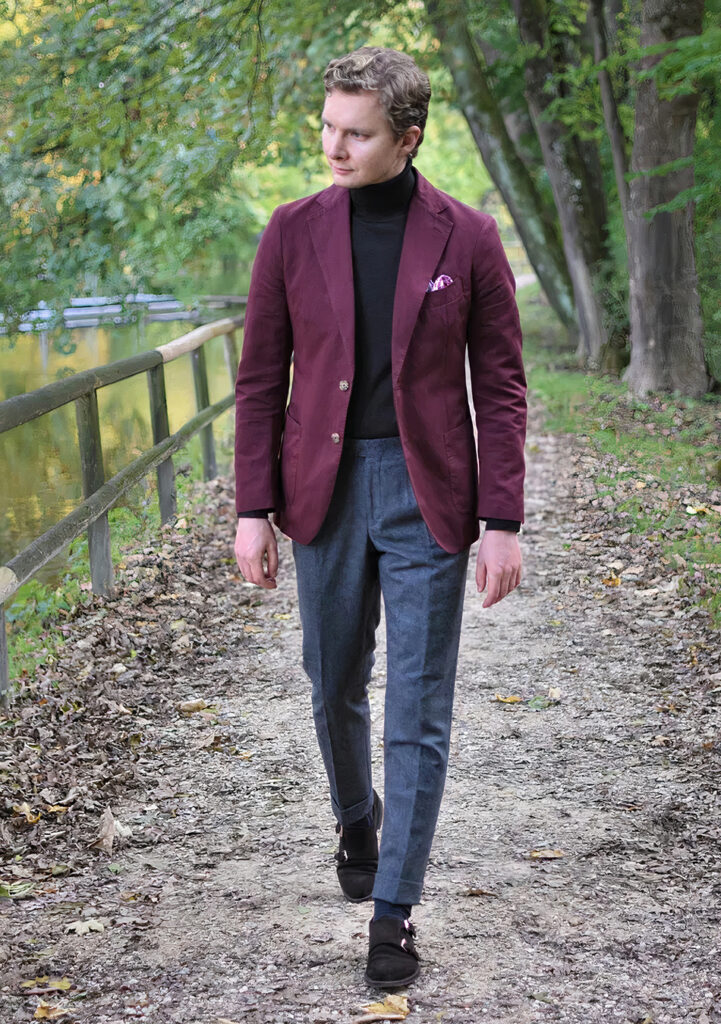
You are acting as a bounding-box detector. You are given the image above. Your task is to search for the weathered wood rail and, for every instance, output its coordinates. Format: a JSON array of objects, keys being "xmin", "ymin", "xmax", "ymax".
[{"xmin": 0, "ymin": 313, "xmax": 246, "ymax": 704}]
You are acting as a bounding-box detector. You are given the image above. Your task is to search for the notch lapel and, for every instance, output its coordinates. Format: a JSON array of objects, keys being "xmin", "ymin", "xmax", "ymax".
[
  {"xmin": 308, "ymin": 188, "xmax": 355, "ymax": 365},
  {"xmin": 392, "ymin": 179, "xmax": 453, "ymax": 383}
]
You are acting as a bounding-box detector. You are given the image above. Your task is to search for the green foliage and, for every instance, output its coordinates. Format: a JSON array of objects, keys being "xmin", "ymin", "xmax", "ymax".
[{"xmin": 520, "ymin": 284, "xmax": 721, "ymax": 626}]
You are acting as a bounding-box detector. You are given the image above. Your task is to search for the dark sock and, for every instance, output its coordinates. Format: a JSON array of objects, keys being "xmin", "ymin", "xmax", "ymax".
[
  {"xmin": 373, "ymin": 898, "xmax": 412, "ymax": 922},
  {"xmin": 348, "ymin": 811, "xmax": 374, "ymax": 829}
]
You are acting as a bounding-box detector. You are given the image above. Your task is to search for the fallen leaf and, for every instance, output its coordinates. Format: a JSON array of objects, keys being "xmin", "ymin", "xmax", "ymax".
[
  {"xmin": 529, "ymin": 849, "xmax": 565, "ymax": 859},
  {"xmin": 177, "ymin": 698, "xmax": 208, "ymax": 713},
  {"xmin": 12, "ymin": 802, "xmax": 42, "ymax": 824},
  {"xmin": 548, "ymin": 686, "xmax": 562, "ymax": 700},
  {"xmin": 44, "ymin": 805, "xmax": 69, "ymax": 815},
  {"xmin": 355, "ymin": 993, "xmax": 410, "ymax": 1022},
  {"xmin": 465, "ymin": 887, "xmax": 497, "ymax": 897},
  {"xmin": 65, "ymin": 918, "xmax": 105, "ymax": 935},
  {"xmin": 494, "ymin": 693, "xmax": 522, "ymax": 704},
  {"xmin": 33, "ymin": 1000, "xmax": 69, "ymax": 1018},
  {"xmin": 22, "ymin": 978, "xmax": 72, "ymax": 994},
  {"xmin": 90, "ymin": 807, "xmax": 132, "ymax": 854},
  {"xmin": 650, "ymin": 735, "xmax": 672, "ymax": 746},
  {"xmin": 527, "ymin": 694, "xmax": 555, "ymax": 710},
  {"xmin": 686, "ymin": 504, "xmax": 711, "ymax": 515},
  {"xmin": 0, "ymin": 879, "xmax": 36, "ymax": 899},
  {"xmin": 602, "ymin": 573, "xmax": 621, "ymax": 587}
]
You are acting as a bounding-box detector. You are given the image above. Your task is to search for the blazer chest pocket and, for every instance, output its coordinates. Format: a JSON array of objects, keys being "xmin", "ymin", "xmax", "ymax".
[
  {"xmin": 280, "ymin": 410, "xmax": 302, "ymax": 505},
  {"xmin": 443, "ymin": 417, "xmax": 477, "ymax": 514},
  {"xmin": 421, "ymin": 277, "xmax": 464, "ymax": 312}
]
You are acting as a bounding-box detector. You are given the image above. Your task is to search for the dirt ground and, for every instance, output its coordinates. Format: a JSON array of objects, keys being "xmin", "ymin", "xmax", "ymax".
[{"xmin": 2, "ymin": 402, "xmax": 720, "ymax": 1024}]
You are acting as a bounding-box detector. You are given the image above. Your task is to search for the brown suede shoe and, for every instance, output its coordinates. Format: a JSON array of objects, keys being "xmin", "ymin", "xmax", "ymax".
[
  {"xmin": 364, "ymin": 916, "xmax": 421, "ymax": 989},
  {"xmin": 334, "ymin": 790, "xmax": 383, "ymax": 903}
]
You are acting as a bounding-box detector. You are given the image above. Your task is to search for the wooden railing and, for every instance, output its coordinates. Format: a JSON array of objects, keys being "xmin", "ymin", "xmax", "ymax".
[{"xmin": 0, "ymin": 312, "xmax": 246, "ymax": 703}]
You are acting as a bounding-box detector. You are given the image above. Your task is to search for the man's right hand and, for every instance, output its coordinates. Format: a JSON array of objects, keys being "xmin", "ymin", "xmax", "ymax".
[{"xmin": 235, "ymin": 518, "xmax": 278, "ymax": 589}]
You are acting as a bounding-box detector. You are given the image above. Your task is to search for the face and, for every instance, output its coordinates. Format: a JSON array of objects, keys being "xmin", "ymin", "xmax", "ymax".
[{"xmin": 321, "ymin": 89, "xmax": 420, "ymax": 189}]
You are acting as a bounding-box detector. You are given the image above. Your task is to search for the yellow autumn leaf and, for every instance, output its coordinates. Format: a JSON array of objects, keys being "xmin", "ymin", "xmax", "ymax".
[
  {"xmin": 602, "ymin": 573, "xmax": 621, "ymax": 587},
  {"xmin": 45, "ymin": 805, "xmax": 69, "ymax": 815},
  {"xmin": 494, "ymin": 693, "xmax": 522, "ymax": 703},
  {"xmin": 34, "ymin": 1001, "xmax": 69, "ymax": 1020},
  {"xmin": 686, "ymin": 504, "xmax": 711, "ymax": 515},
  {"xmin": 273, "ymin": 613, "xmax": 291, "ymax": 620},
  {"xmin": 529, "ymin": 848, "xmax": 565, "ymax": 859},
  {"xmin": 362, "ymin": 993, "xmax": 409, "ymax": 1019},
  {"xmin": 12, "ymin": 802, "xmax": 42, "ymax": 823},
  {"xmin": 22, "ymin": 978, "xmax": 72, "ymax": 992}
]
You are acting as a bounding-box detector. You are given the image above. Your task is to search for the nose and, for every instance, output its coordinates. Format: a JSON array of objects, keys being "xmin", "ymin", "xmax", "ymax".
[{"xmin": 328, "ymin": 134, "xmax": 347, "ymax": 161}]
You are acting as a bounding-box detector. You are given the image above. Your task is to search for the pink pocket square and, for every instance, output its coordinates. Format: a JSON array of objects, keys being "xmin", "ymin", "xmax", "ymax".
[{"xmin": 426, "ymin": 274, "xmax": 453, "ymax": 293}]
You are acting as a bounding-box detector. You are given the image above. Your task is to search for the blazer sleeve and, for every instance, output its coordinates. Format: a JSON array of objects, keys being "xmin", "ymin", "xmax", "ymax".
[
  {"xmin": 467, "ymin": 217, "xmax": 527, "ymax": 523},
  {"xmin": 234, "ymin": 208, "xmax": 293, "ymax": 515}
]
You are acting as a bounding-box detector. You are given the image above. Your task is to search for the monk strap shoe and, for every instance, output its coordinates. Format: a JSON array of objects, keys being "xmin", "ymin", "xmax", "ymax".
[
  {"xmin": 334, "ymin": 790, "xmax": 383, "ymax": 903},
  {"xmin": 365, "ymin": 916, "xmax": 421, "ymax": 989}
]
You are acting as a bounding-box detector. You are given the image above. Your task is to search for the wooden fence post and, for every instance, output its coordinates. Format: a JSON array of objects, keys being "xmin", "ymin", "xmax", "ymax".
[
  {"xmin": 0, "ymin": 605, "xmax": 9, "ymax": 708},
  {"xmin": 147, "ymin": 363, "xmax": 177, "ymax": 523},
  {"xmin": 191, "ymin": 346, "xmax": 217, "ymax": 481},
  {"xmin": 223, "ymin": 331, "xmax": 239, "ymax": 388},
  {"xmin": 75, "ymin": 391, "xmax": 114, "ymax": 596}
]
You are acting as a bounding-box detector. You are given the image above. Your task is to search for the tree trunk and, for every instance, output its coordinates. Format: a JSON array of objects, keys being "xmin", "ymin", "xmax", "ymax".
[
  {"xmin": 427, "ymin": 0, "xmax": 577, "ymax": 335},
  {"xmin": 588, "ymin": 0, "xmax": 631, "ymax": 236},
  {"xmin": 511, "ymin": 0, "xmax": 610, "ymax": 368},
  {"xmin": 625, "ymin": 0, "xmax": 709, "ymax": 397}
]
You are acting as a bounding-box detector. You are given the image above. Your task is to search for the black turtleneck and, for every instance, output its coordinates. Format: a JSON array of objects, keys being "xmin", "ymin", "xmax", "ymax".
[{"xmin": 346, "ymin": 159, "xmax": 415, "ymax": 439}]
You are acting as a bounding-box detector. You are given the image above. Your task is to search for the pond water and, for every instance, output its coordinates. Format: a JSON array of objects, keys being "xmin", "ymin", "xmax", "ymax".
[{"xmin": 0, "ymin": 311, "xmax": 243, "ymax": 585}]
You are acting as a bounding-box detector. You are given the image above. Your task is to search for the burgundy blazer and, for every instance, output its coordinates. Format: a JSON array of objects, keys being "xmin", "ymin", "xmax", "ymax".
[{"xmin": 234, "ymin": 171, "xmax": 527, "ymax": 554}]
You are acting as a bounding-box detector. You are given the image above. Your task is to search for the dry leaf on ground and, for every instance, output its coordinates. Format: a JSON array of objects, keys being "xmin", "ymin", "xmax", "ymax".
[
  {"xmin": 33, "ymin": 1001, "xmax": 69, "ymax": 1019},
  {"xmin": 177, "ymin": 698, "xmax": 208, "ymax": 713},
  {"xmin": 65, "ymin": 918, "xmax": 106, "ymax": 935},
  {"xmin": 354, "ymin": 992, "xmax": 410, "ymax": 1022},
  {"xmin": 89, "ymin": 807, "xmax": 132, "ymax": 854}
]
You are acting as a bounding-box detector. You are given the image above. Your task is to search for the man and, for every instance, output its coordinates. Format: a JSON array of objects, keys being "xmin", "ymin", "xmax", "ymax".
[{"xmin": 234, "ymin": 47, "xmax": 526, "ymax": 989}]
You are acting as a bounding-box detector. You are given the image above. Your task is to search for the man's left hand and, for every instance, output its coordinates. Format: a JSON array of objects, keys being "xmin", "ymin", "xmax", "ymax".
[{"xmin": 476, "ymin": 530, "xmax": 522, "ymax": 608}]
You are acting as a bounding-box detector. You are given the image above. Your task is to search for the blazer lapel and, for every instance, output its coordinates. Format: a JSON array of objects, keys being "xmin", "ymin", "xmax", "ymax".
[
  {"xmin": 392, "ymin": 174, "xmax": 453, "ymax": 383},
  {"xmin": 308, "ymin": 188, "xmax": 355, "ymax": 365}
]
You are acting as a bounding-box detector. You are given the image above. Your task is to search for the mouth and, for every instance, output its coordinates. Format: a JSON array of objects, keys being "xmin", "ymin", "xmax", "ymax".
[{"xmin": 331, "ymin": 165, "xmax": 353, "ymax": 175}]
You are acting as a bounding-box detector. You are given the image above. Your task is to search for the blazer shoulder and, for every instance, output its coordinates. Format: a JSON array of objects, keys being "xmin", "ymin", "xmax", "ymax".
[{"xmin": 269, "ymin": 184, "xmax": 340, "ymax": 228}]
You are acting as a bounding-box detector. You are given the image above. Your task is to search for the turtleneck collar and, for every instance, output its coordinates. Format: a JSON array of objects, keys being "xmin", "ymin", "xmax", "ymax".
[{"xmin": 349, "ymin": 158, "xmax": 416, "ymax": 219}]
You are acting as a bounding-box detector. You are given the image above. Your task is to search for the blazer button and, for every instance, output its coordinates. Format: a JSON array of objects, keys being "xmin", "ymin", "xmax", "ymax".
[
  {"xmin": 339, "ymin": 380, "xmax": 350, "ymax": 391},
  {"xmin": 331, "ymin": 432, "xmax": 341, "ymax": 444}
]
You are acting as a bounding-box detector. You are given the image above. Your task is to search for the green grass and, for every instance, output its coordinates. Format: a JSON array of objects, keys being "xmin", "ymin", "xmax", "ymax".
[{"xmin": 519, "ymin": 282, "xmax": 721, "ymax": 627}]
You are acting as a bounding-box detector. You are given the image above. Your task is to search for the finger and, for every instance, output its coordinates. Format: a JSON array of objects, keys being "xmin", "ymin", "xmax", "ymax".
[
  {"xmin": 483, "ymin": 573, "xmax": 500, "ymax": 608},
  {"xmin": 240, "ymin": 556, "xmax": 272, "ymax": 589},
  {"xmin": 476, "ymin": 561, "xmax": 487, "ymax": 594},
  {"xmin": 266, "ymin": 536, "xmax": 279, "ymax": 580}
]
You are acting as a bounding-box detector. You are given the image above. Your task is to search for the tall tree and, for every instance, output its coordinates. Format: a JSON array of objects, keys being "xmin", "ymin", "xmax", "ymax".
[
  {"xmin": 426, "ymin": 0, "xmax": 577, "ymax": 334},
  {"xmin": 625, "ymin": 0, "xmax": 709, "ymax": 396},
  {"xmin": 510, "ymin": 0, "xmax": 612, "ymax": 367}
]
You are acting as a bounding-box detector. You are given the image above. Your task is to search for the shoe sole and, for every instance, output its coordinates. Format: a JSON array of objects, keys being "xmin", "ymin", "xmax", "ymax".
[{"xmin": 363, "ymin": 963, "xmax": 421, "ymax": 989}]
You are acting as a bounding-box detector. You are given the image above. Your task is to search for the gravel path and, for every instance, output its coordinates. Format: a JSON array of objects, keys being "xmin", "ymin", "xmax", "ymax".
[{"xmin": 2, "ymin": 403, "xmax": 720, "ymax": 1024}]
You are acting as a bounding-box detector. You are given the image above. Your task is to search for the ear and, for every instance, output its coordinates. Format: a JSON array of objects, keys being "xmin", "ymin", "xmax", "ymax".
[{"xmin": 399, "ymin": 125, "xmax": 422, "ymax": 155}]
